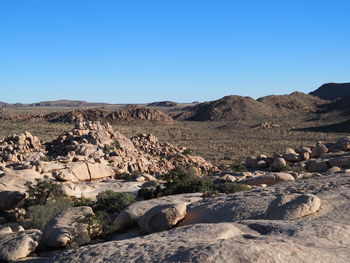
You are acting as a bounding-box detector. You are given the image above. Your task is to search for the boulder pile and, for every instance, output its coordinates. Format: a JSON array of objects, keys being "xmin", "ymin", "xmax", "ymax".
[{"xmin": 244, "ymin": 136, "xmax": 350, "ymax": 174}]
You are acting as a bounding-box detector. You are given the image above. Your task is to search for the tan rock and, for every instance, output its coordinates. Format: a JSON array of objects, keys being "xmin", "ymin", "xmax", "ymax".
[
  {"xmin": 139, "ymin": 203, "xmax": 187, "ymax": 233},
  {"xmin": 266, "ymin": 194, "xmax": 321, "ymax": 220}
]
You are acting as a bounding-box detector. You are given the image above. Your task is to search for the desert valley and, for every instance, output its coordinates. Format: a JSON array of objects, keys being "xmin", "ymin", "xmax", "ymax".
[{"xmin": 0, "ymin": 82, "xmax": 350, "ymax": 262}]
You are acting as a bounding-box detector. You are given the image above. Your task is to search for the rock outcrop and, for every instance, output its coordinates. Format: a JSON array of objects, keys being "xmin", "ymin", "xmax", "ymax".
[{"xmin": 0, "ymin": 227, "xmax": 42, "ymax": 262}]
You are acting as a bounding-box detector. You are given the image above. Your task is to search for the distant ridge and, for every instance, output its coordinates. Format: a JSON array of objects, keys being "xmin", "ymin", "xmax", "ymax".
[
  {"xmin": 310, "ymin": 83, "xmax": 350, "ymax": 100},
  {"xmin": 174, "ymin": 92, "xmax": 325, "ymax": 121},
  {"xmin": 30, "ymin": 99, "xmax": 114, "ymax": 107}
]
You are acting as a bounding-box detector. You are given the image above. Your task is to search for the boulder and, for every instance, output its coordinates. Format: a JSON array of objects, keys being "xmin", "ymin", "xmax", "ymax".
[
  {"xmin": 0, "ymin": 228, "xmax": 42, "ymax": 262},
  {"xmin": 41, "ymin": 206, "xmax": 93, "ymax": 248},
  {"xmin": 311, "ymin": 143, "xmax": 328, "ymax": 158},
  {"xmin": 265, "ymin": 194, "xmax": 321, "ymax": 220},
  {"xmin": 239, "ymin": 173, "xmax": 294, "ymax": 186},
  {"xmin": 0, "ymin": 169, "xmax": 43, "ymax": 193},
  {"xmin": 113, "ymin": 193, "xmax": 202, "ymax": 230},
  {"xmin": 138, "ymin": 203, "xmax": 187, "ymax": 233},
  {"xmin": 329, "ymin": 156, "xmax": 350, "ymax": 168},
  {"xmin": 0, "ymin": 191, "xmax": 26, "ymax": 211},
  {"xmin": 306, "ymin": 160, "xmax": 330, "ymax": 172},
  {"xmin": 336, "ymin": 136, "xmax": 350, "ymax": 151},
  {"xmin": 53, "ymin": 162, "xmax": 114, "ymax": 182},
  {"xmin": 272, "ymin": 157, "xmax": 287, "ymax": 170},
  {"xmin": 244, "ymin": 156, "xmax": 257, "ymax": 168},
  {"xmin": 284, "ymin": 153, "xmax": 302, "ymax": 162}
]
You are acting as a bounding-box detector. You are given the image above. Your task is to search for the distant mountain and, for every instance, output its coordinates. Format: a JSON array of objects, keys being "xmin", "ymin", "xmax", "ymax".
[
  {"xmin": 310, "ymin": 83, "xmax": 350, "ymax": 100},
  {"xmin": 30, "ymin": 99, "xmax": 113, "ymax": 107},
  {"xmin": 147, "ymin": 101, "xmax": 178, "ymax": 107}
]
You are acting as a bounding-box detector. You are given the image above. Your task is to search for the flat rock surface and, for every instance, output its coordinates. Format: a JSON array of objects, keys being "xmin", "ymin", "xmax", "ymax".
[{"xmin": 23, "ymin": 173, "xmax": 350, "ymax": 263}]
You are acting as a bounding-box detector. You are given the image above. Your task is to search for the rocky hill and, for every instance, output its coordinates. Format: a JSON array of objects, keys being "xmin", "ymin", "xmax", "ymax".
[
  {"xmin": 310, "ymin": 82, "xmax": 350, "ymax": 100},
  {"xmin": 174, "ymin": 95, "xmax": 275, "ymax": 121},
  {"xmin": 257, "ymin": 91, "xmax": 327, "ymax": 114},
  {"xmin": 45, "ymin": 107, "xmax": 175, "ymax": 125},
  {"xmin": 147, "ymin": 101, "xmax": 178, "ymax": 107},
  {"xmin": 175, "ymin": 92, "xmax": 326, "ymax": 122}
]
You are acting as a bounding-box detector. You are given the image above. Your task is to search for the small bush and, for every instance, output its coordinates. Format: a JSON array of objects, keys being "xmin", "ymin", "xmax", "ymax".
[
  {"xmin": 25, "ymin": 197, "xmax": 72, "ymax": 230},
  {"xmin": 230, "ymin": 161, "xmax": 247, "ymax": 172},
  {"xmin": 182, "ymin": 148, "xmax": 193, "ymax": 155},
  {"xmin": 77, "ymin": 211, "xmax": 118, "ymax": 239},
  {"xmin": 214, "ymin": 183, "xmax": 251, "ymax": 194},
  {"xmin": 25, "ymin": 179, "xmax": 64, "ymax": 206},
  {"xmin": 72, "ymin": 197, "xmax": 96, "ymax": 207},
  {"xmin": 95, "ymin": 191, "xmax": 136, "ymax": 214}
]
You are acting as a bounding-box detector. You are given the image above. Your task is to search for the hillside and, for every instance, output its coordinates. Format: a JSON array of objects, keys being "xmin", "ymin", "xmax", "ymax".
[
  {"xmin": 46, "ymin": 106, "xmax": 175, "ymax": 125},
  {"xmin": 175, "ymin": 92, "xmax": 327, "ymax": 122},
  {"xmin": 257, "ymin": 91, "xmax": 327, "ymax": 114},
  {"xmin": 147, "ymin": 101, "xmax": 178, "ymax": 107},
  {"xmin": 310, "ymin": 82, "xmax": 350, "ymax": 100},
  {"xmin": 174, "ymin": 95, "xmax": 275, "ymax": 121}
]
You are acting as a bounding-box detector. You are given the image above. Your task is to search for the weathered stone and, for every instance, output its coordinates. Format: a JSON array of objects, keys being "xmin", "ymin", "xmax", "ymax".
[
  {"xmin": 0, "ymin": 228, "xmax": 42, "ymax": 262},
  {"xmin": 266, "ymin": 194, "xmax": 321, "ymax": 220},
  {"xmin": 139, "ymin": 203, "xmax": 187, "ymax": 233},
  {"xmin": 311, "ymin": 143, "xmax": 328, "ymax": 158},
  {"xmin": 239, "ymin": 173, "xmax": 294, "ymax": 185},
  {"xmin": 284, "ymin": 153, "xmax": 302, "ymax": 162},
  {"xmin": 41, "ymin": 206, "xmax": 93, "ymax": 248},
  {"xmin": 245, "ymin": 156, "xmax": 257, "ymax": 168},
  {"xmin": 272, "ymin": 157, "xmax": 287, "ymax": 170},
  {"xmin": 113, "ymin": 193, "xmax": 202, "ymax": 230},
  {"xmin": 306, "ymin": 160, "xmax": 330, "ymax": 172},
  {"xmin": 329, "ymin": 156, "xmax": 350, "ymax": 168},
  {"xmin": 0, "ymin": 191, "xmax": 26, "ymax": 211},
  {"xmin": 0, "ymin": 169, "xmax": 43, "ymax": 193}
]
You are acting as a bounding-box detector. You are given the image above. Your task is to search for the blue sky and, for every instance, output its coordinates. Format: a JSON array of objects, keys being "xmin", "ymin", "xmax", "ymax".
[{"xmin": 0, "ymin": 0, "xmax": 349, "ymax": 103}]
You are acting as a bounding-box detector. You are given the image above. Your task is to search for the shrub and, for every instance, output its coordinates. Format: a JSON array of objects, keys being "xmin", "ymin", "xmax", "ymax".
[
  {"xmin": 214, "ymin": 183, "xmax": 251, "ymax": 194},
  {"xmin": 95, "ymin": 191, "xmax": 136, "ymax": 214},
  {"xmin": 72, "ymin": 197, "xmax": 96, "ymax": 207},
  {"xmin": 182, "ymin": 148, "xmax": 193, "ymax": 155},
  {"xmin": 25, "ymin": 197, "xmax": 72, "ymax": 230},
  {"xmin": 77, "ymin": 211, "xmax": 118, "ymax": 239},
  {"xmin": 230, "ymin": 161, "xmax": 248, "ymax": 172},
  {"xmin": 25, "ymin": 179, "xmax": 64, "ymax": 206}
]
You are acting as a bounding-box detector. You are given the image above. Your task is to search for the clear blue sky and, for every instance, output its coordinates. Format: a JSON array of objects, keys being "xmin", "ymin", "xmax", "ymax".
[{"xmin": 0, "ymin": 0, "xmax": 349, "ymax": 103}]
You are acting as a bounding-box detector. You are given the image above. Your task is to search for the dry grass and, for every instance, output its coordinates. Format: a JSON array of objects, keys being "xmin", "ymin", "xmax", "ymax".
[{"xmin": 0, "ymin": 111, "xmax": 348, "ymax": 165}]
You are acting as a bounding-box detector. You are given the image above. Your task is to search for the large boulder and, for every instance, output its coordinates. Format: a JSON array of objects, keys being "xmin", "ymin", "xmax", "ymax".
[
  {"xmin": 138, "ymin": 203, "xmax": 187, "ymax": 233},
  {"xmin": 53, "ymin": 162, "xmax": 114, "ymax": 182},
  {"xmin": 0, "ymin": 169, "xmax": 43, "ymax": 193},
  {"xmin": 113, "ymin": 193, "xmax": 202, "ymax": 230},
  {"xmin": 272, "ymin": 157, "xmax": 287, "ymax": 170},
  {"xmin": 265, "ymin": 194, "xmax": 321, "ymax": 220},
  {"xmin": 311, "ymin": 143, "xmax": 328, "ymax": 158},
  {"xmin": 41, "ymin": 206, "xmax": 93, "ymax": 248},
  {"xmin": 329, "ymin": 156, "xmax": 350, "ymax": 168},
  {"xmin": 0, "ymin": 191, "xmax": 26, "ymax": 211},
  {"xmin": 335, "ymin": 136, "xmax": 350, "ymax": 151},
  {"xmin": 239, "ymin": 173, "xmax": 294, "ymax": 186},
  {"xmin": 0, "ymin": 227, "xmax": 42, "ymax": 262},
  {"xmin": 306, "ymin": 160, "xmax": 330, "ymax": 172}
]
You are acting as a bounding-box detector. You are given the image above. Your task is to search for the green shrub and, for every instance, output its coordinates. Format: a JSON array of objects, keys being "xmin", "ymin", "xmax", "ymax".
[
  {"xmin": 230, "ymin": 161, "xmax": 248, "ymax": 172},
  {"xmin": 25, "ymin": 197, "xmax": 72, "ymax": 230},
  {"xmin": 182, "ymin": 148, "xmax": 193, "ymax": 155},
  {"xmin": 25, "ymin": 179, "xmax": 64, "ymax": 206},
  {"xmin": 77, "ymin": 211, "xmax": 118, "ymax": 239},
  {"xmin": 95, "ymin": 191, "xmax": 136, "ymax": 214},
  {"xmin": 72, "ymin": 197, "xmax": 96, "ymax": 207},
  {"xmin": 214, "ymin": 183, "xmax": 251, "ymax": 194}
]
